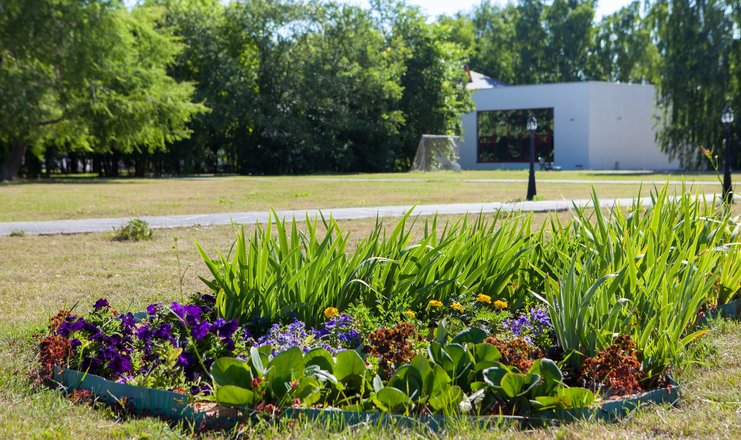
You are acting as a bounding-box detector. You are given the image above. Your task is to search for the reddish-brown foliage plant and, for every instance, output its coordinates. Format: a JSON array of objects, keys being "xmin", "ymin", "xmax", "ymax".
[
  {"xmin": 581, "ymin": 335, "xmax": 644, "ymax": 396},
  {"xmin": 364, "ymin": 322, "xmax": 416, "ymax": 379},
  {"xmin": 485, "ymin": 337, "xmax": 543, "ymax": 371}
]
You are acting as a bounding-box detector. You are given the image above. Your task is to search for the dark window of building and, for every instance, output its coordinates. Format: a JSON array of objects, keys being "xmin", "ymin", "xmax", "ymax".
[{"xmin": 477, "ymin": 108, "xmax": 554, "ymax": 163}]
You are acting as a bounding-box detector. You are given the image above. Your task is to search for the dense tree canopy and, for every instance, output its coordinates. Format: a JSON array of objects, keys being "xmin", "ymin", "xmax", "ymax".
[
  {"xmin": 0, "ymin": 0, "xmax": 205, "ymax": 180},
  {"xmin": 1, "ymin": 0, "xmax": 738, "ymax": 178}
]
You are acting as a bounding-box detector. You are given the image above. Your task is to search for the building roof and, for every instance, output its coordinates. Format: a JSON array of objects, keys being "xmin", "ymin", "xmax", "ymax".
[{"xmin": 466, "ymin": 70, "xmax": 507, "ymax": 90}]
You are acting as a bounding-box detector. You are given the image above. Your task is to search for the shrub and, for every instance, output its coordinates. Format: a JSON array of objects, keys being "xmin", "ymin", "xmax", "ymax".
[{"xmin": 113, "ymin": 219, "xmax": 153, "ymax": 241}]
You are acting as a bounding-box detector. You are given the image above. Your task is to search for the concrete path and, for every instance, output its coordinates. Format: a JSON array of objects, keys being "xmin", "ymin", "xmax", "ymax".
[
  {"xmin": 184, "ymin": 175, "xmax": 729, "ymax": 186},
  {"xmin": 0, "ymin": 194, "xmax": 732, "ymax": 237}
]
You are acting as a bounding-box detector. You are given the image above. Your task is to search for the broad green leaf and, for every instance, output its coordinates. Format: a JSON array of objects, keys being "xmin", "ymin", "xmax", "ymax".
[
  {"xmin": 304, "ymin": 348, "xmax": 335, "ymax": 373},
  {"xmin": 452, "ymin": 327, "xmax": 487, "ymax": 344},
  {"xmin": 473, "ymin": 343, "xmax": 501, "ymax": 364},
  {"xmin": 211, "ymin": 357, "xmax": 252, "ymax": 388},
  {"xmin": 215, "ymin": 385, "xmax": 254, "ymax": 406},
  {"xmin": 500, "ymin": 373, "xmax": 540, "ymax": 398},
  {"xmin": 528, "ymin": 358, "xmax": 563, "ymax": 391},
  {"xmin": 334, "ymin": 350, "xmax": 365, "ymax": 382},
  {"xmin": 374, "ymin": 387, "xmax": 413, "ymax": 413},
  {"xmin": 250, "ymin": 347, "xmax": 267, "ymax": 376},
  {"xmin": 388, "ymin": 365, "xmax": 424, "ymax": 400},
  {"xmin": 429, "ymin": 385, "xmax": 464, "ymax": 413},
  {"xmin": 483, "ymin": 365, "xmax": 508, "ymax": 388}
]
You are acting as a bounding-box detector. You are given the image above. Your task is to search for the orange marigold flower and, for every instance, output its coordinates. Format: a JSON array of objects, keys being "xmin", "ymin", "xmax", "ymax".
[
  {"xmin": 324, "ymin": 307, "xmax": 339, "ymax": 318},
  {"xmin": 405, "ymin": 310, "xmax": 416, "ymax": 319},
  {"xmin": 493, "ymin": 300, "xmax": 508, "ymax": 309},
  {"xmin": 451, "ymin": 302, "xmax": 464, "ymax": 313},
  {"xmin": 428, "ymin": 299, "xmax": 443, "ymax": 308}
]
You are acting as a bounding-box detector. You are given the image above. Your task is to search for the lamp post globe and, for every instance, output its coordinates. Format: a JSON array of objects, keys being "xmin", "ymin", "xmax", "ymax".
[
  {"xmin": 722, "ymin": 105, "xmax": 734, "ymax": 204},
  {"xmin": 526, "ymin": 115, "xmax": 537, "ymax": 201}
]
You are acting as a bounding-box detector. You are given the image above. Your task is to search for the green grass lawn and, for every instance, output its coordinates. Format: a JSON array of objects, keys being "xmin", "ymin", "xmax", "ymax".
[
  {"xmin": 1, "ymin": 211, "xmax": 740, "ymax": 438},
  {"xmin": 1, "ymin": 170, "xmax": 738, "ymax": 222}
]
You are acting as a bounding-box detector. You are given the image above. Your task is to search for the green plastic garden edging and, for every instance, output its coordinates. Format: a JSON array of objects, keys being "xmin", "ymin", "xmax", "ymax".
[
  {"xmin": 51, "ymin": 298, "xmax": 741, "ymax": 431},
  {"xmin": 52, "ymin": 366, "xmax": 680, "ymax": 430}
]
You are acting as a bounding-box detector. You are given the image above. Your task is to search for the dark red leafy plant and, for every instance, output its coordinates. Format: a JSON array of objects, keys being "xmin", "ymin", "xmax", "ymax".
[
  {"xmin": 36, "ymin": 334, "xmax": 72, "ymax": 382},
  {"xmin": 364, "ymin": 322, "xmax": 416, "ymax": 379},
  {"xmin": 581, "ymin": 335, "xmax": 644, "ymax": 396},
  {"xmin": 485, "ymin": 336, "xmax": 543, "ymax": 371}
]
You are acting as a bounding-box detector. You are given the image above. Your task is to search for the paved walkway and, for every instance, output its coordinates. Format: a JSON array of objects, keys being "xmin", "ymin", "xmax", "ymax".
[
  {"xmin": 300, "ymin": 177, "xmax": 725, "ymax": 185},
  {"xmin": 0, "ymin": 194, "xmax": 732, "ymax": 236},
  {"xmin": 182, "ymin": 175, "xmax": 729, "ymax": 185}
]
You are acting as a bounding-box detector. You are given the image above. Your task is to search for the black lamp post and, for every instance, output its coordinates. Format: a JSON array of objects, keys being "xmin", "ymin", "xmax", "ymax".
[
  {"xmin": 722, "ymin": 105, "xmax": 734, "ymax": 204},
  {"xmin": 526, "ymin": 115, "xmax": 537, "ymax": 201}
]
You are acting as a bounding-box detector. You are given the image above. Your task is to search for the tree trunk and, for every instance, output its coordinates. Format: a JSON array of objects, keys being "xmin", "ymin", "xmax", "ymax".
[
  {"xmin": 1, "ymin": 141, "xmax": 27, "ymax": 181},
  {"xmin": 134, "ymin": 157, "xmax": 145, "ymax": 177}
]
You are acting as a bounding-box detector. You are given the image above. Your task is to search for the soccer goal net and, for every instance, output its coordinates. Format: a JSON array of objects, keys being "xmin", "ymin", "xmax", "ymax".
[{"xmin": 410, "ymin": 135, "xmax": 462, "ymax": 172}]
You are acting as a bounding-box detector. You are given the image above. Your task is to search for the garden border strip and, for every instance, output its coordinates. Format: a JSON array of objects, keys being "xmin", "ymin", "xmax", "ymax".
[
  {"xmin": 696, "ymin": 299, "xmax": 741, "ymax": 326},
  {"xmin": 52, "ymin": 368, "xmax": 679, "ymax": 430},
  {"xmin": 50, "ymin": 298, "xmax": 739, "ymax": 431}
]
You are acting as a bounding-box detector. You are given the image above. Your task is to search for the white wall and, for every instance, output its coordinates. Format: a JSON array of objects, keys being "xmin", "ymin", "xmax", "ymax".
[
  {"xmin": 586, "ymin": 83, "xmax": 678, "ymax": 170},
  {"xmin": 460, "ymin": 82, "xmax": 679, "ymax": 171}
]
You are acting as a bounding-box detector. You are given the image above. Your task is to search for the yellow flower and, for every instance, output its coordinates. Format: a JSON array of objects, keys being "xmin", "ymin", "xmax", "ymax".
[
  {"xmin": 428, "ymin": 299, "xmax": 443, "ymax": 308},
  {"xmin": 324, "ymin": 307, "xmax": 339, "ymax": 318},
  {"xmin": 493, "ymin": 300, "xmax": 508, "ymax": 309},
  {"xmin": 476, "ymin": 293, "xmax": 492, "ymax": 304},
  {"xmin": 451, "ymin": 302, "xmax": 464, "ymax": 313},
  {"xmin": 405, "ymin": 310, "xmax": 416, "ymax": 319}
]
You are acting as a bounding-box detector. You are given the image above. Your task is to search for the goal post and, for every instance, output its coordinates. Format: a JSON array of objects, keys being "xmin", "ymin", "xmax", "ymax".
[{"xmin": 410, "ymin": 135, "xmax": 462, "ymax": 172}]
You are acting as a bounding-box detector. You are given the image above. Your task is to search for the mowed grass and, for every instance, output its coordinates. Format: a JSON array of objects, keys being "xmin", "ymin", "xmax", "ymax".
[
  {"xmin": 1, "ymin": 210, "xmax": 741, "ymax": 438},
  {"xmin": 1, "ymin": 170, "xmax": 738, "ymax": 222}
]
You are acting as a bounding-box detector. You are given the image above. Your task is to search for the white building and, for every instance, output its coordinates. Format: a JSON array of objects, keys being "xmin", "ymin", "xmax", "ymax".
[{"xmin": 460, "ymin": 73, "xmax": 679, "ymax": 171}]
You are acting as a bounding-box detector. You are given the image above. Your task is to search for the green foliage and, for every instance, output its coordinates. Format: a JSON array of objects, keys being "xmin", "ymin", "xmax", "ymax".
[
  {"xmin": 197, "ymin": 209, "xmax": 534, "ymax": 327},
  {"xmin": 210, "ymin": 324, "xmax": 594, "ymax": 416},
  {"xmin": 650, "ymin": 0, "xmax": 739, "ymax": 168},
  {"xmin": 534, "ymin": 186, "xmax": 739, "ymax": 379},
  {"xmin": 201, "ymin": 186, "xmax": 740, "ymax": 385},
  {"xmin": 0, "ymin": 0, "xmax": 206, "ymax": 180},
  {"xmin": 112, "ymin": 219, "xmax": 153, "ymax": 242},
  {"xmin": 588, "ymin": 1, "xmax": 660, "ymax": 83}
]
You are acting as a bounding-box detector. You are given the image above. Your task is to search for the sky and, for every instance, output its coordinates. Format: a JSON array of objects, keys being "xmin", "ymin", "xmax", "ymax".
[{"xmin": 345, "ymin": 0, "xmax": 637, "ymax": 21}]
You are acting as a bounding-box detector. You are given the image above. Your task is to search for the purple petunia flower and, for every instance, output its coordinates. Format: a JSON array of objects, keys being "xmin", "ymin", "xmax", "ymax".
[
  {"xmin": 170, "ymin": 302, "xmax": 186, "ymax": 320},
  {"xmin": 81, "ymin": 356, "xmax": 102, "ymax": 372},
  {"xmin": 107, "ymin": 353, "xmax": 133, "ymax": 377},
  {"xmin": 222, "ymin": 338, "xmax": 235, "ymax": 351},
  {"xmin": 57, "ymin": 318, "xmax": 86, "ymax": 337},
  {"xmin": 119, "ymin": 313, "xmax": 136, "ymax": 330},
  {"xmin": 212, "ymin": 318, "xmax": 239, "ymax": 339},
  {"xmin": 136, "ymin": 324, "xmax": 151, "ymax": 340},
  {"xmin": 338, "ymin": 329, "xmax": 361, "ymax": 345},
  {"xmin": 152, "ymin": 322, "xmax": 177, "ymax": 345},
  {"xmin": 93, "ymin": 298, "xmax": 110, "ymax": 311},
  {"xmin": 70, "ymin": 338, "xmax": 81, "ymax": 349},
  {"xmin": 177, "ymin": 351, "xmax": 195, "ymax": 368},
  {"xmin": 184, "ymin": 305, "xmax": 203, "ymax": 326},
  {"xmin": 146, "ymin": 303, "xmax": 160, "ymax": 316},
  {"xmin": 190, "ymin": 321, "xmax": 211, "ymax": 340}
]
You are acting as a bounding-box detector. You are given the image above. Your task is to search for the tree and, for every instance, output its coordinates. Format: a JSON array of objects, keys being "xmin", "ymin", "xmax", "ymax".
[
  {"xmin": 542, "ymin": 0, "xmax": 595, "ymax": 82},
  {"xmin": 514, "ymin": 0, "xmax": 549, "ymax": 84},
  {"xmin": 373, "ymin": 0, "xmax": 473, "ymax": 167},
  {"xmin": 150, "ymin": 0, "xmax": 245, "ymax": 174},
  {"xmin": 0, "ymin": 0, "xmax": 204, "ymax": 180},
  {"xmin": 649, "ymin": 0, "xmax": 737, "ymax": 168},
  {"xmin": 467, "ymin": 1, "xmax": 519, "ymax": 84},
  {"xmin": 588, "ymin": 1, "xmax": 659, "ymax": 83}
]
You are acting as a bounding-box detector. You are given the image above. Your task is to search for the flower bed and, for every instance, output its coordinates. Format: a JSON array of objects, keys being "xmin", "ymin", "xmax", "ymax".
[
  {"xmin": 40, "ymin": 295, "xmax": 685, "ymax": 429},
  {"xmin": 36, "ymin": 190, "xmax": 741, "ymax": 430}
]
